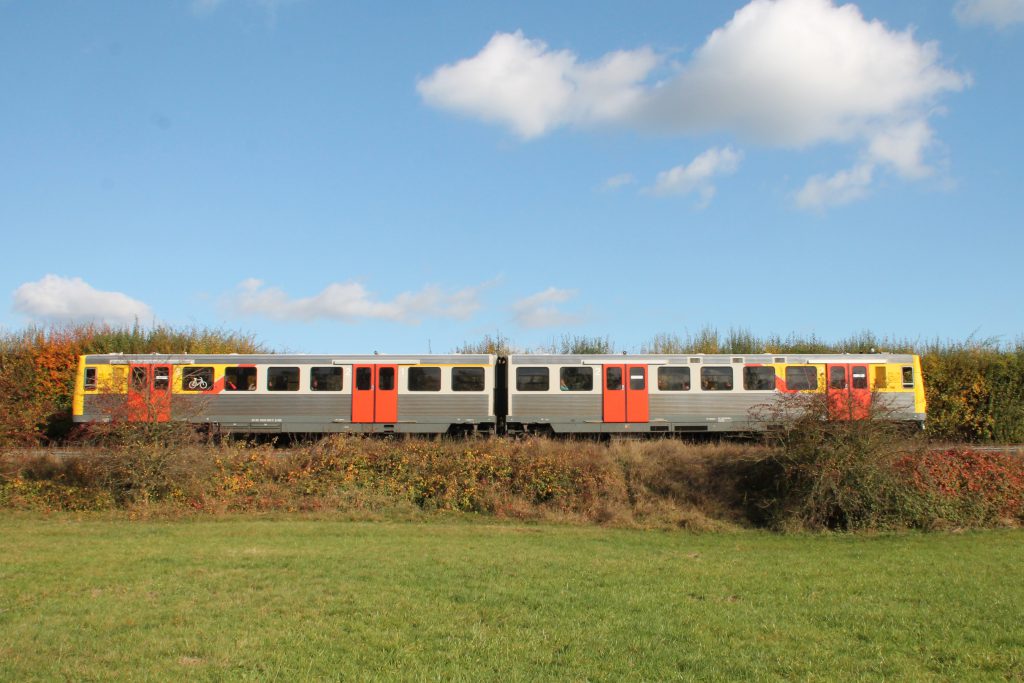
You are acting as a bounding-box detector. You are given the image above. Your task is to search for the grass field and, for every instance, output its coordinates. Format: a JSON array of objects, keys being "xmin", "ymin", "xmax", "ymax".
[{"xmin": 1, "ymin": 516, "xmax": 1022, "ymax": 681}]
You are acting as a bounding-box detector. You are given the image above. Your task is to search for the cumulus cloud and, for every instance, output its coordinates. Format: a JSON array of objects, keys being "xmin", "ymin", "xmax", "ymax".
[
  {"xmin": 418, "ymin": 0, "xmax": 969, "ymax": 207},
  {"xmin": 12, "ymin": 275, "xmax": 153, "ymax": 325},
  {"xmin": 512, "ymin": 287, "xmax": 583, "ymax": 329},
  {"xmin": 228, "ymin": 279, "xmax": 482, "ymax": 324},
  {"xmin": 648, "ymin": 147, "xmax": 742, "ymax": 205},
  {"xmin": 954, "ymin": 0, "xmax": 1024, "ymax": 28},
  {"xmin": 417, "ymin": 31, "xmax": 658, "ymax": 138}
]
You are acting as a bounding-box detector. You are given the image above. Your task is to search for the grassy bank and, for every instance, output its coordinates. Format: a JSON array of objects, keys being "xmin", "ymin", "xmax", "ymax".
[
  {"xmin": 1, "ymin": 515, "xmax": 1021, "ymax": 680},
  {"xmin": 4, "ymin": 436, "xmax": 1023, "ymax": 532}
]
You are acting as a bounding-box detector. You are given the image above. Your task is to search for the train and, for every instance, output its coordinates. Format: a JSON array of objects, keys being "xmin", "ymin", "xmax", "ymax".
[{"xmin": 72, "ymin": 352, "xmax": 927, "ymax": 435}]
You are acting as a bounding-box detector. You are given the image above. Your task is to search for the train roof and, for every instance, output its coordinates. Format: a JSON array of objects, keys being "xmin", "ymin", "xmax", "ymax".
[
  {"xmin": 81, "ymin": 353, "xmax": 495, "ymax": 365},
  {"xmin": 507, "ymin": 353, "xmax": 918, "ymax": 364}
]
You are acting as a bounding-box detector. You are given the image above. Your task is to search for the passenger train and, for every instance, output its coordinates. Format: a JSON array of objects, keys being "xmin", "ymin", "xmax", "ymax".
[{"xmin": 72, "ymin": 352, "xmax": 927, "ymax": 435}]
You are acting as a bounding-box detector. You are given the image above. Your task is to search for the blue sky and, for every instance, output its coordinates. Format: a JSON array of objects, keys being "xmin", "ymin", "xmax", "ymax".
[{"xmin": 2, "ymin": 0, "xmax": 1022, "ymax": 353}]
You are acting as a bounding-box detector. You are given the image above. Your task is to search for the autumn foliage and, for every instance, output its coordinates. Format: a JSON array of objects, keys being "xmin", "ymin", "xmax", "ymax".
[{"xmin": 0, "ymin": 324, "xmax": 264, "ymax": 446}]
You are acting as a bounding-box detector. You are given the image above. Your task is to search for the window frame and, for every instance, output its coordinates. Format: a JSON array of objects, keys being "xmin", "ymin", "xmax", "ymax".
[
  {"xmin": 700, "ymin": 366, "xmax": 734, "ymax": 391},
  {"xmin": 181, "ymin": 366, "xmax": 214, "ymax": 392},
  {"xmin": 785, "ymin": 366, "xmax": 818, "ymax": 391},
  {"xmin": 224, "ymin": 366, "xmax": 257, "ymax": 392},
  {"xmin": 84, "ymin": 367, "xmax": 97, "ymax": 391},
  {"xmin": 408, "ymin": 366, "xmax": 442, "ymax": 392},
  {"xmin": 310, "ymin": 366, "xmax": 343, "ymax": 392},
  {"xmin": 452, "ymin": 367, "xmax": 485, "ymax": 392},
  {"xmin": 658, "ymin": 366, "xmax": 691, "ymax": 391},
  {"xmin": 559, "ymin": 367, "xmax": 594, "ymax": 392},
  {"xmin": 516, "ymin": 367, "xmax": 550, "ymax": 392},
  {"xmin": 267, "ymin": 366, "xmax": 300, "ymax": 392},
  {"xmin": 743, "ymin": 366, "xmax": 776, "ymax": 391}
]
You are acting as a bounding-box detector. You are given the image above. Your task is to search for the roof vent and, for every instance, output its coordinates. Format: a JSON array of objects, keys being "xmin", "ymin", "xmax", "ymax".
[
  {"xmin": 732, "ymin": 357, "xmax": 743, "ymax": 363},
  {"xmin": 689, "ymin": 357, "xmax": 701, "ymax": 364},
  {"xmin": 774, "ymin": 357, "xmax": 786, "ymax": 363}
]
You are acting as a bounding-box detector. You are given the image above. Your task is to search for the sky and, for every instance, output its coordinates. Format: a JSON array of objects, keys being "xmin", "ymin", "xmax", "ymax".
[{"xmin": 2, "ymin": 0, "xmax": 1023, "ymax": 353}]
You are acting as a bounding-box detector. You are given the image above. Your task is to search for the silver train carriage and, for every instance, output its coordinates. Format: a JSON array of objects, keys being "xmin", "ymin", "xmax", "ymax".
[{"xmin": 72, "ymin": 352, "xmax": 927, "ymax": 435}]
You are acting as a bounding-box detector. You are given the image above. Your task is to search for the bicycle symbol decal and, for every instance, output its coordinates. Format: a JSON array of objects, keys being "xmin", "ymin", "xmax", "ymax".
[{"xmin": 187, "ymin": 376, "xmax": 210, "ymax": 390}]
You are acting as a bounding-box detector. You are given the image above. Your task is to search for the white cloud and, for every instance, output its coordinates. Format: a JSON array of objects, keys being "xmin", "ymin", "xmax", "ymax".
[
  {"xmin": 602, "ymin": 173, "xmax": 635, "ymax": 190},
  {"xmin": 417, "ymin": 31, "xmax": 658, "ymax": 139},
  {"xmin": 512, "ymin": 287, "xmax": 583, "ymax": 329},
  {"xmin": 954, "ymin": 0, "xmax": 1024, "ymax": 28},
  {"xmin": 795, "ymin": 162, "xmax": 873, "ymax": 208},
  {"xmin": 12, "ymin": 275, "xmax": 153, "ymax": 325},
  {"xmin": 418, "ymin": 0, "xmax": 969, "ymax": 207},
  {"xmin": 229, "ymin": 279, "xmax": 482, "ymax": 324},
  {"xmin": 649, "ymin": 147, "xmax": 742, "ymax": 205}
]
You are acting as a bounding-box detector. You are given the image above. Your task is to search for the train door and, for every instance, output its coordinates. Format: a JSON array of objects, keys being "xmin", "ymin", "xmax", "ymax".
[
  {"xmin": 826, "ymin": 364, "xmax": 871, "ymax": 420},
  {"xmin": 375, "ymin": 365, "xmax": 397, "ymax": 423},
  {"xmin": 602, "ymin": 364, "xmax": 649, "ymax": 423},
  {"xmin": 603, "ymin": 365, "xmax": 625, "ymax": 422},
  {"xmin": 352, "ymin": 364, "xmax": 398, "ymax": 423},
  {"xmin": 127, "ymin": 364, "xmax": 171, "ymax": 422}
]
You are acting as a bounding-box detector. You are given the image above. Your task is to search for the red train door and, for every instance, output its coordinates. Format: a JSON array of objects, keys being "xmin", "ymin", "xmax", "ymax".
[
  {"xmin": 603, "ymin": 365, "xmax": 625, "ymax": 422},
  {"xmin": 127, "ymin": 364, "xmax": 171, "ymax": 422},
  {"xmin": 827, "ymin": 364, "xmax": 871, "ymax": 420},
  {"xmin": 352, "ymin": 365, "xmax": 375, "ymax": 422},
  {"xmin": 626, "ymin": 364, "xmax": 649, "ymax": 422},
  {"xmin": 603, "ymin": 364, "xmax": 649, "ymax": 422},
  {"xmin": 352, "ymin": 364, "xmax": 398, "ymax": 423},
  {"xmin": 375, "ymin": 365, "xmax": 397, "ymax": 423}
]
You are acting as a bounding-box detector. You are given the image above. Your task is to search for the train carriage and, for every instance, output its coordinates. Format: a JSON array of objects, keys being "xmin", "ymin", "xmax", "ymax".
[
  {"xmin": 506, "ymin": 353, "xmax": 926, "ymax": 435},
  {"xmin": 73, "ymin": 353, "xmax": 498, "ymax": 435},
  {"xmin": 73, "ymin": 351, "xmax": 926, "ymax": 436}
]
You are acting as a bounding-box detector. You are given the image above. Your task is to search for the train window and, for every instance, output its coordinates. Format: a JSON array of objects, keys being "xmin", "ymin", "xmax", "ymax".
[
  {"xmin": 560, "ymin": 367, "xmax": 593, "ymax": 391},
  {"xmin": 131, "ymin": 367, "xmax": 148, "ymax": 391},
  {"xmin": 852, "ymin": 366, "xmax": 868, "ymax": 389},
  {"xmin": 629, "ymin": 367, "xmax": 646, "ymax": 390},
  {"xmin": 311, "ymin": 367, "xmax": 342, "ymax": 391},
  {"xmin": 785, "ymin": 366, "xmax": 817, "ymax": 391},
  {"xmin": 874, "ymin": 366, "xmax": 888, "ymax": 389},
  {"xmin": 225, "ymin": 367, "xmax": 257, "ymax": 391},
  {"xmin": 743, "ymin": 366, "xmax": 776, "ymax": 391},
  {"xmin": 517, "ymin": 367, "xmax": 549, "ymax": 391},
  {"xmin": 84, "ymin": 368, "xmax": 97, "ymax": 391},
  {"xmin": 153, "ymin": 366, "xmax": 170, "ymax": 390},
  {"xmin": 452, "ymin": 367, "xmax": 485, "ymax": 392},
  {"xmin": 606, "ymin": 367, "xmax": 622, "ymax": 390},
  {"xmin": 658, "ymin": 367, "xmax": 690, "ymax": 391},
  {"xmin": 379, "ymin": 367, "xmax": 395, "ymax": 391},
  {"xmin": 409, "ymin": 367, "xmax": 441, "ymax": 391},
  {"xmin": 355, "ymin": 367, "xmax": 372, "ymax": 391},
  {"xmin": 182, "ymin": 367, "xmax": 214, "ymax": 391},
  {"xmin": 268, "ymin": 367, "xmax": 299, "ymax": 391},
  {"xmin": 700, "ymin": 367, "xmax": 733, "ymax": 391},
  {"xmin": 829, "ymin": 367, "xmax": 847, "ymax": 390},
  {"xmin": 902, "ymin": 366, "xmax": 914, "ymax": 388}
]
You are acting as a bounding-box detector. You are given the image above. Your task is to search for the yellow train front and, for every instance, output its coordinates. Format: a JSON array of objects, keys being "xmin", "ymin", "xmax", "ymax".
[{"xmin": 72, "ymin": 353, "xmax": 498, "ymax": 436}]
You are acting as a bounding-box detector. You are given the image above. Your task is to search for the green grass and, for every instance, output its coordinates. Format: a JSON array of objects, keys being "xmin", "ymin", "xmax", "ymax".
[{"xmin": 1, "ymin": 516, "xmax": 1022, "ymax": 681}]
